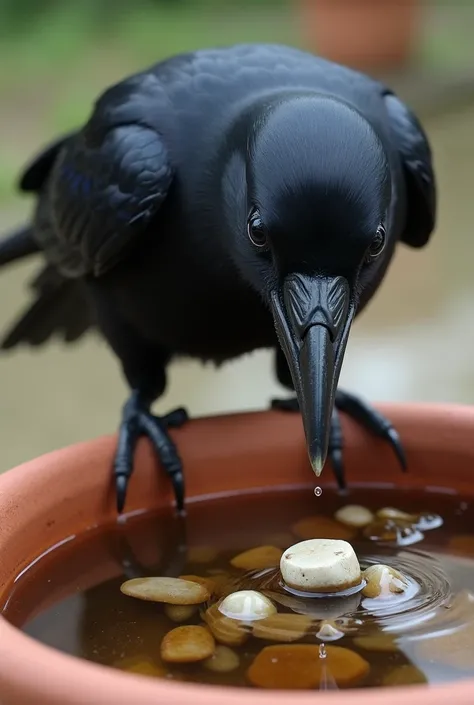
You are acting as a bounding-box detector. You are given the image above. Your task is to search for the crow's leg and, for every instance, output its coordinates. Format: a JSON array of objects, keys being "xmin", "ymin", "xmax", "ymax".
[
  {"xmin": 115, "ymin": 390, "xmax": 188, "ymax": 514},
  {"xmin": 270, "ymin": 348, "xmax": 406, "ymax": 487},
  {"xmin": 93, "ymin": 300, "xmax": 189, "ymax": 513}
]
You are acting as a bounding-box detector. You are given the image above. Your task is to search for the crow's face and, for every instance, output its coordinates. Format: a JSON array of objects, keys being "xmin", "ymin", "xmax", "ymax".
[{"xmin": 238, "ymin": 95, "xmax": 392, "ymax": 477}]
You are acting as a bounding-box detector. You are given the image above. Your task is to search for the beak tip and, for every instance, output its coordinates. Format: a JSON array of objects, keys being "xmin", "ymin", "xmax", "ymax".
[{"xmin": 310, "ymin": 452, "xmax": 326, "ymax": 477}]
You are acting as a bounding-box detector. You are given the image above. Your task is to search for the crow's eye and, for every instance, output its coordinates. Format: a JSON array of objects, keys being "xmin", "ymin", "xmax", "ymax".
[
  {"xmin": 247, "ymin": 208, "xmax": 268, "ymax": 249},
  {"xmin": 366, "ymin": 224, "xmax": 386, "ymax": 263}
]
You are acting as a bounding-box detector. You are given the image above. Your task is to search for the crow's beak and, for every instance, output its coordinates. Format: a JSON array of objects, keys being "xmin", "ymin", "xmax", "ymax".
[{"xmin": 271, "ymin": 274, "xmax": 354, "ymax": 477}]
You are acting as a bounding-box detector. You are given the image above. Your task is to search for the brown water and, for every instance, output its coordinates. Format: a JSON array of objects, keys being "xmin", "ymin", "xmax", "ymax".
[{"xmin": 4, "ymin": 487, "xmax": 474, "ymax": 690}]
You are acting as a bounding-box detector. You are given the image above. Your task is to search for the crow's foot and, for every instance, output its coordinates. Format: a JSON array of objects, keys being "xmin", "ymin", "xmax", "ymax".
[
  {"xmin": 114, "ymin": 390, "xmax": 189, "ymax": 514},
  {"xmin": 271, "ymin": 390, "xmax": 406, "ymax": 488}
]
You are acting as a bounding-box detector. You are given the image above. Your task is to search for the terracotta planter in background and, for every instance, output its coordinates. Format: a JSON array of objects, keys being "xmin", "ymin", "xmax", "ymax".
[
  {"xmin": 298, "ymin": 0, "xmax": 422, "ymax": 73},
  {"xmin": 1, "ymin": 403, "xmax": 474, "ymax": 704}
]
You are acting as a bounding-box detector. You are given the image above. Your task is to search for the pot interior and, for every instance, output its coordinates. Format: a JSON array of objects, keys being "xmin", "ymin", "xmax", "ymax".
[{"xmin": 0, "ymin": 408, "xmax": 474, "ymax": 690}]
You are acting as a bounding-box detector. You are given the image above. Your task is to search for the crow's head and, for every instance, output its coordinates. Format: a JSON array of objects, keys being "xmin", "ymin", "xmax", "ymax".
[{"xmin": 227, "ymin": 94, "xmax": 394, "ymax": 477}]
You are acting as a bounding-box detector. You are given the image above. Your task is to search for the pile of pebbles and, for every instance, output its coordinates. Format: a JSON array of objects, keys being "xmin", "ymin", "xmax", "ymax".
[{"xmin": 119, "ymin": 503, "xmax": 442, "ymax": 688}]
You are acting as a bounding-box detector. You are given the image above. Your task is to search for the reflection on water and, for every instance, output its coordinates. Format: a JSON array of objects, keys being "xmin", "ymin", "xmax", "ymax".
[{"xmin": 1, "ymin": 103, "xmax": 474, "ymax": 470}]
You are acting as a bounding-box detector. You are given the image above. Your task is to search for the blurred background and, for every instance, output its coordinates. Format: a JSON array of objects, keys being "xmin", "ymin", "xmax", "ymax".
[{"xmin": 1, "ymin": 0, "xmax": 474, "ymax": 471}]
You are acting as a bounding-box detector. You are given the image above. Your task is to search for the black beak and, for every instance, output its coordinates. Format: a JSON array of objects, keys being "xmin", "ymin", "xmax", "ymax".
[{"xmin": 271, "ymin": 274, "xmax": 355, "ymax": 477}]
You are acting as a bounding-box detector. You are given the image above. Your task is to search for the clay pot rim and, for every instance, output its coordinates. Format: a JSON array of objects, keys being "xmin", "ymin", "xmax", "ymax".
[{"xmin": 1, "ymin": 401, "xmax": 474, "ymax": 704}]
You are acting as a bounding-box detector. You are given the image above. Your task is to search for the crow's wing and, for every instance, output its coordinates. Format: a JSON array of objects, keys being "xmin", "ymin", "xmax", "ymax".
[
  {"xmin": 383, "ymin": 90, "xmax": 436, "ymax": 248},
  {"xmin": 47, "ymin": 74, "xmax": 173, "ymax": 278}
]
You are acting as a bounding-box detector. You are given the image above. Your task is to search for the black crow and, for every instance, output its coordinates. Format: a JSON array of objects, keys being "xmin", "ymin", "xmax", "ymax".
[{"xmin": 0, "ymin": 43, "xmax": 436, "ymax": 512}]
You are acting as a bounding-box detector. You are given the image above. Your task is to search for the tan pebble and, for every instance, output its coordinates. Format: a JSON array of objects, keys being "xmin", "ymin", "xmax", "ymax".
[
  {"xmin": 292, "ymin": 516, "xmax": 355, "ymax": 541},
  {"xmin": 353, "ymin": 633, "xmax": 398, "ymax": 652},
  {"xmin": 247, "ymin": 644, "xmax": 369, "ymax": 689},
  {"xmin": 280, "ymin": 539, "xmax": 361, "ymax": 593},
  {"xmin": 230, "ymin": 545, "xmax": 283, "ymax": 570},
  {"xmin": 219, "ymin": 590, "xmax": 276, "ymax": 621},
  {"xmin": 363, "ymin": 519, "xmax": 422, "ymax": 545},
  {"xmin": 160, "ymin": 625, "xmax": 215, "ymax": 663},
  {"xmin": 164, "ymin": 604, "xmax": 198, "ymax": 623},
  {"xmin": 362, "ymin": 564, "xmax": 409, "ymax": 598},
  {"xmin": 203, "ymin": 645, "xmax": 240, "ymax": 673},
  {"xmin": 335, "ymin": 505, "xmax": 374, "ymax": 528},
  {"xmin": 204, "ymin": 603, "xmax": 249, "ymax": 646},
  {"xmin": 120, "ymin": 577, "xmax": 210, "ymax": 605},
  {"xmin": 383, "ymin": 664, "xmax": 427, "ymax": 686},
  {"xmin": 116, "ymin": 656, "xmax": 166, "ymax": 677},
  {"xmin": 209, "ymin": 573, "xmax": 235, "ymax": 599},
  {"xmin": 188, "ymin": 546, "xmax": 218, "ymax": 564},
  {"xmin": 179, "ymin": 574, "xmax": 217, "ymax": 593},
  {"xmin": 252, "ymin": 613, "xmax": 312, "ymax": 642},
  {"xmin": 316, "ymin": 621, "xmax": 345, "ymax": 641},
  {"xmin": 377, "ymin": 507, "xmax": 415, "ymax": 521}
]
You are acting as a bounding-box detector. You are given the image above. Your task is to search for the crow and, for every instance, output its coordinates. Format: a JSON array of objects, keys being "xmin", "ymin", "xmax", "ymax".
[{"xmin": 0, "ymin": 43, "xmax": 436, "ymax": 513}]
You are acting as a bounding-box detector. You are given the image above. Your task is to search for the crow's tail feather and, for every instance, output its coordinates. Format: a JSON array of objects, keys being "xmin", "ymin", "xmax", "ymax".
[{"xmin": 1, "ymin": 264, "xmax": 95, "ymax": 350}]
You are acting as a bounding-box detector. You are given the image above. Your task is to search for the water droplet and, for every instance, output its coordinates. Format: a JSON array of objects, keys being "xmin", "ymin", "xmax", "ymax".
[
  {"xmin": 314, "ymin": 486, "xmax": 322, "ymax": 497},
  {"xmin": 319, "ymin": 643, "xmax": 327, "ymax": 659}
]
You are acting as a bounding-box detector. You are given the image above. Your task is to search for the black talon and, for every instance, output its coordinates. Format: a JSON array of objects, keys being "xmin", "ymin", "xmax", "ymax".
[
  {"xmin": 116, "ymin": 474, "xmax": 128, "ymax": 514},
  {"xmin": 385, "ymin": 427, "xmax": 407, "ymax": 471},
  {"xmin": 271, "ymin": 396, "xmax": 300, "ymax": 413},
  {"xmin": 163, "ymin": 407, "xmax": 189, "ymax": 428}
]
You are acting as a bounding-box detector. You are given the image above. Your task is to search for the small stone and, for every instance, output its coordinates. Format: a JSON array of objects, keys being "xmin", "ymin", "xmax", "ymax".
[
  {"xmin": 316, "ymin": 621, "xmax": 345, "ymax": 641},
  {"xmin": 230, "ymin": 545, "xmax": 283, "ymax": 570},
  {"xmin": 120, "ymin": 577, "xmax": 210, "ymax": 605},
  {"xmin": 252, "ymin": 613, "xmax": 312, "ymax": 642},
  {"xmin": 362, "ymin": 564, "xmax": 409, "ymax": 598},
  {"xmin": 335, "ymin": 505, "xmax": 374, "ymax": 528},
  {"xmin": 363, "ymin": 519, "xmax": 423, "ymax": 546},
  {"xmin": 116, "ymin": 656, "xmax": 166, "ymax": 677},
  {"xmin": 160, "ymin": 625, "xmax": 215, "ymax": 663},
  {"xmin": 292, "ymin": 516, "xmax": 355, "ymax": 541},
  {"xmin": 204, "ymin": 603, "xmax": 249, "ymax": 646},
  {"xmin": 164, "ymin": 604, "xmax": 198, "ymax": 623},
  {"xmin": 247, "ymin": 644, "xmax": 369, "ymax": 689},
  {"xmin": 203, "ymin": 645, "xmax": 240, "ymax": 673},
  {"xmin": 416, "ymin": 512, "xmax": 443, "ymax": 531},
  {"xmin": 353, "ymin": 633, "xmax": 398, "ymax": 652},
  {"xmin": 376, "ymin": 507, "xmax": 415, "ymax": 521},
  {"xmin": 179, "ymin": 574, "xmax": 217, "ymax": 593},
  {"xmin": 280, "ymin": 539, "xmax": 361, "ymax": 593},
  {"xmin": 383, "ymin": 665, "xmax": 427, "ymax": 686},
  {"xmin": 188, "ymin": 546, "xmax": 218, "ymax": 564},
  {"xmin": 218, "ymin": 590, "xmax": 277, "ymax": 621}
]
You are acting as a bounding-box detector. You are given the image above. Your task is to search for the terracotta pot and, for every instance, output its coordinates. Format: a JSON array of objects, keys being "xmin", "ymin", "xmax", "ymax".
[
  {"xmin": 1, "ymin": 402, "xmax": 474, "ymax": 704},
  {"xmin": 298, "ymin": 0, "xmax": 422, "ymax": 73}
]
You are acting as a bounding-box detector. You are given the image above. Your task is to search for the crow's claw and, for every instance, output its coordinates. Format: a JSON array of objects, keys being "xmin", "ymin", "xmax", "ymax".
[
  {"xmin": 270, "ymin": 390, "xmax": 407, "ymax": 488},
  {"xmin": 328, "ymin": 408, "xmax": 346, "ymax": 490},
  {"xmin": 114, "ymin": 392, "xmax": 188, "ymax": 514},
  {"xmin": 335, "ymin": 390, "xmax": 407, "ymax": 473}
]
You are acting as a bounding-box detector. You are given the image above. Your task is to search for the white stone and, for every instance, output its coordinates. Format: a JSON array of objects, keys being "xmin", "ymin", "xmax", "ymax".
[
  {"xmin": 218, "ymin": 590, "xmax": 276, "ymax": 621},
  {"xmin": 280, "ymin": 539, "xmax": 361, "ymax": 593}
]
